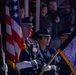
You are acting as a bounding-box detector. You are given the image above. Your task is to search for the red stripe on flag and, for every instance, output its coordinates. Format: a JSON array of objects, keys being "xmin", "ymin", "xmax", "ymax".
[
  {"xmin": 6, "ymin": 0, "xmax": 26, "ymax": 69},
  {"xmin": 6, "ymin": 15, "xmax": 11, "ymax": 25},
  {"xmin": 12, "ymin": 29, "xmax": 23, "ymax": 49},
  {"xmin": 6, "ymin": 33, "xmax": 13, "ymax": 45},
  {"xmin": 6, "ymin": 51, "xmax": 16, "ymax": 63}
]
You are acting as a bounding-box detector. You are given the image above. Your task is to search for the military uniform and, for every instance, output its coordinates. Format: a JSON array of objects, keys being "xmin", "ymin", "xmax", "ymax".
[
  {"xmin": 34, "ymin": 29, "xmax": 61, "ymax": 75},
  {"xmin": 18, "ymin": 17, "xmax": 44, "ymax": 75},
  {"xmin": 39, "ymin": 47, "xmax": 60, "ymax": 75},
  {"xmin": 19, "ymin": 38, "xmax": 44, "ymax": 75},
  {"xmin": 58, "ymin": 28, "xmax": 74, "ymax": 75}
]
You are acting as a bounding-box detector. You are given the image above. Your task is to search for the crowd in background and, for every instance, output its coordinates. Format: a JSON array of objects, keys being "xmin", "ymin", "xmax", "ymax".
[
  {"xmin": 15, "ymin": 0, "xmax": 76, "ymax": 75},
  {"xmin": 39, "ymin": 0, "xmax": 76, "ymax": 49},
  {"xmin": 0, "ymin": 0, "xmax": 76, "ymax": 75}
]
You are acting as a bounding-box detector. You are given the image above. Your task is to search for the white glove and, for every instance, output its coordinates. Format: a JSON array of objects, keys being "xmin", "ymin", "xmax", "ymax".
[
  {"xmin": 16, "ymin": 61, "xmax": 32, "ymax": 70},
  {"xmin": 51, "ymin": 65, "xmax": 57, "ymax": 71},
  {"xmin": 42, "ymin": 65, "xmax": 51, "ymax": 72},
  {"xmin": 2, "ymin": 64, "xmax": 8, "ymax": 72},
  {"xmin": 42, "ymin": 65, "xmax": 57, "ymax": 72}
]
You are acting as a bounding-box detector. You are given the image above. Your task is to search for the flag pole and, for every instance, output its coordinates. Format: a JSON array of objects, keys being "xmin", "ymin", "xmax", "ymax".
[
  {"xmin": 39, "ymin": 51, "xmax": 59, "ymax": 75},
  {"xmin": 36, "ymin": 0, "xmax": 40, "ymax": 32},
  {"xmin": 0, "ymin": 23, "xmax": 8, "ymax": 75}
]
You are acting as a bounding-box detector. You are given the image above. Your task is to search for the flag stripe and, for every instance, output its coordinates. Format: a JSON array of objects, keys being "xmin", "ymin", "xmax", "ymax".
[
  {"xmin": 12, "ymin": 29, "xmax": 23, "ymax": 48},
  {"xmin": 6, "ymin": 0, "xmax": 25, "ymax": 68},
  {"xmin": 6, "ymin": 33, "xmax": 13, "ymax": 44},
  {"xmin": 6, "ymin": 42, "xmax": 15, "ymax": 56},
  {"xmin": 6, "ymin": 51, "xmax": 16, "ymax": 63},
  {"xmin": 11, "ymin": 18, "xmax": 23, "ymax": 37},
  {"xmin": 6, "ymin": 6, "xmax": 10, "ymax": 15},
  {"xmin": 6, "ymin": 24, "xmax": 12, "ymax": 35},
  {"xmin": 6, "ymin": 15, "xmax": 11, "ymax": 25}
]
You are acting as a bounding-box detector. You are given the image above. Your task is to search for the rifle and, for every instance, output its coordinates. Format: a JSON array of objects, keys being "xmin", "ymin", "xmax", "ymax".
[
  {"xmin": 39, "ymin": 51, "xmax": 59, "ymax": 75},
  {"xmin": 0, "ymin": 23, "xmax": 8, "ymax": 75}
]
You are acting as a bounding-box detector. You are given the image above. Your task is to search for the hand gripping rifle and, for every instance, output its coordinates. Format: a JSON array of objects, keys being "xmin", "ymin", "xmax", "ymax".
[
  {"xmin": 39, "ymin": 51, "xmax": 59, "ymax": 75},
  {"xmin": 0, "ymin": 24, "xmax": 8, "ymax": 75}
]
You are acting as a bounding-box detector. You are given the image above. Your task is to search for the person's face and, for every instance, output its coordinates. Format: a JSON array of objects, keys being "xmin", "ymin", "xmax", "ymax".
[
  {"xmin": 49, "ymin": 1, "xmax": 57, "ymax": 11},
  {"xmin": 38, "ymin": 36, "xmax": 51, "ymax": 46},
  {"xmin": 63, "ymin": 2, "xmax": 70, "ymax": 10},
  {"xmin": 20, "ymin": 8, "xmax": 25, "ymax": 18},
  {"xmin": 60, "ymin": 34, "xmax": 69, "ymax": 43},
  {"xmin": 21, "ymin": 25, "xmax": 33, "ymax": 38},
  {"xmin": 41, "ymin": 7, "xmax": 48, "ymax": 15}
]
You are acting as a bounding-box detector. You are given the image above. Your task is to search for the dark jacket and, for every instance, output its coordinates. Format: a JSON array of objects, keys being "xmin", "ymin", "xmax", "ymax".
[
  {"xmin": 40, "ymin": 14, "xmax": 52, "ymax": 31},
  {"xmin": 60, "ymin": 7, "xmax": 75, "ymax": 27},
  {"xmin": 19, "ymin": 38, "xmax": 44, "ymax": 75},
  {"xmin": 48, "ymin": 11, "xmax": 64, "ymax": 39},
  {"xmin": 38, "ymin": 47, "xmax": 60, "ymax": 75}
]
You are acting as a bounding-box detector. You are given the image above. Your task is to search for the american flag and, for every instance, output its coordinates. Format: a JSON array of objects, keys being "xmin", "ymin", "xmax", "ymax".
[
  {"xmin": 58, "ymin": 28, "xmax": 76, "ymax": 75},
  {"xmin": 6, "ymin": 0, "xmax": 26, "ymax": 69}
]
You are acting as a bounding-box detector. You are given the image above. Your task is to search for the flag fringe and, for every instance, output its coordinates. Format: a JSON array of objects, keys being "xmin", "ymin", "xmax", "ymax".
[
  {"xmin": 58, "ymin": 48, "xmax": 76, "ymax": 75},
  {"xmin": 7, "ymin": 59, "xmax": 16, "ymax": 70}
]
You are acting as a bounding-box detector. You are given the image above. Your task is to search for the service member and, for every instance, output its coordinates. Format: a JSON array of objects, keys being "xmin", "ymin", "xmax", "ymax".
[
  {"xmin": 34, "ymin": 28, "xmax": 60, "ymax": 75},
  {"xmin": 16, "ymin": 17, "xmax": 44, "ymax": 75},
  {"xmin": 58, "ymin": 28, "xmax": 74, "ymax": 75}
]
